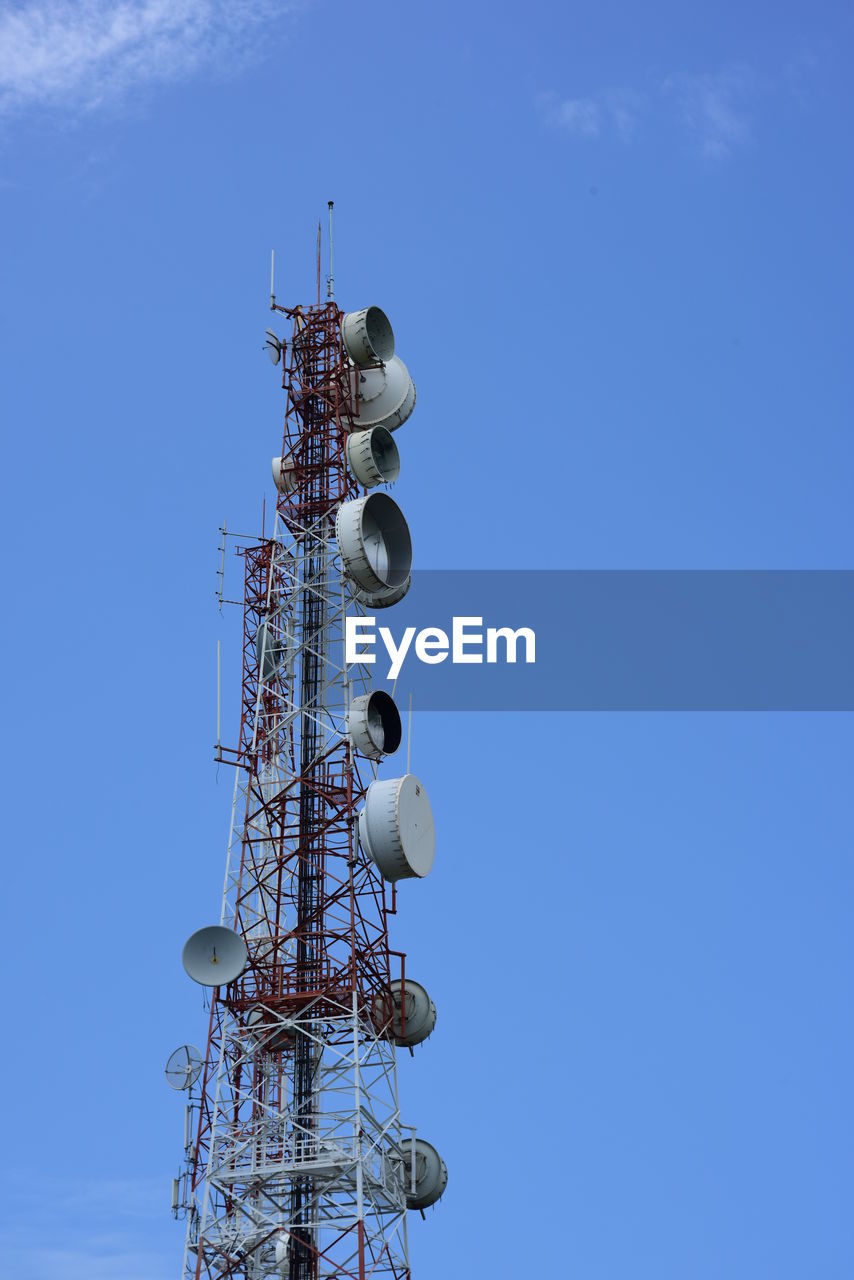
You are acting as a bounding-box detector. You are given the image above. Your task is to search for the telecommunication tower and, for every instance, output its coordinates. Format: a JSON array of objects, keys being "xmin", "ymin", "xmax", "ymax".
[{"xmin": 165, "ymin": 216, "xmax": 446, "ymax": 1279}]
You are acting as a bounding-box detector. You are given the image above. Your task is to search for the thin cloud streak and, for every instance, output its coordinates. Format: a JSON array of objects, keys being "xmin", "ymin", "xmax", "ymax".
[
  {"xmin": 541, "ymin": 63, "xmax": 762, "ymax": 159},
  {"xmin": 538, "ymin": 88, "xmax": 641, "ymax": 142},
  {"xmin": 539, "ymin": 92, "xmax": 602, "ymax": 138},
  {"xmin": 0, "ymin": 0, "xmax": 295, "ymax": 116},
  {"xmin": 664, "ymin": 65, "xmax": 756, "ymax": 158}
]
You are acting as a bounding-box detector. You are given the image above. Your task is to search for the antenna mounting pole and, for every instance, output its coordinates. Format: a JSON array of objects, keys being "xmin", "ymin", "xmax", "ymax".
[
  {"xmin": 215, "ymin": 639, "xmax": 222, "ymax": 761},
  {"xmin": 326, "ymin": 200, "xmax": 335, "ymax": 301},
  {"xmin": 270, "ymin": 249, "xmax": 275, "ymax": 310},
  {"xmin": 216, "ymin": 520, "xmax": 227, "ymax": 612}
]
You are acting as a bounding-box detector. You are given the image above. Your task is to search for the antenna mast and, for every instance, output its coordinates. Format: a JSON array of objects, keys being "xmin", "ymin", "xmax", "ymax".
[{"xmin": 168, "ymin": 241, "xmax": 444, "ymax": 1280}]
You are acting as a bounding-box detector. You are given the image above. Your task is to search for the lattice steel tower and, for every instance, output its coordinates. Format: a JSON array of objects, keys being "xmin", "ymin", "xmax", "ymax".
[{"xmin": 165, "ymin": 225, "xmax": 446, "ymax": 1280}]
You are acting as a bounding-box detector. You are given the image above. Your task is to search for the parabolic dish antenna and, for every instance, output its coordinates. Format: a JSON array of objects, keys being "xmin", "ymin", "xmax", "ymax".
[
  {"xmin": 264, "ymin": 329, "xmax": 283, "ymax": 365},
  {"xmin": 272, "ymin": 454, "xmax": 297, "ymax": 494},
  {"xmin": 165, "ymin": 1043, "xmax": 203, "ymax": 1091},
  {"xmin": 182, "ymin": 925, "xmax": 248, "ymax": 987},
  {"xmin": 275, "ymin": 1233, "xmax": 291, "ymax": 1269},
  {"xmin": 256, "ymin": 618, "xmax": 290, "ymax": 681},
  {"xmin": 351, "ymin": 356, "xmax": 416, "ymax": 433}
]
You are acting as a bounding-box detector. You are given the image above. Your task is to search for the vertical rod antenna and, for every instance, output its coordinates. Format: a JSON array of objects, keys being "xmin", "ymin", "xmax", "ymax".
[
  {"xmin": 216, "ymin": 639, "xmax": 222, "ymax": 759},
  {"xmin": 326, "ymin": 201, "xmax": 335, "ymax": 301},
  {"xmin": 406, "ymin": 692, "xmax": 413, "ymax": 773},
  {"xmin": 316, "ymin": 221, "xmax": 322, "ymax": 306},
  {"xmin": 270, "ymin": 249, "xmax": 275, "ymax": 309}
]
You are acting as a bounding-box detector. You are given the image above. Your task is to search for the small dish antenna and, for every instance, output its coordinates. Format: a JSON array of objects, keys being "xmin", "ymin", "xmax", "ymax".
[
  {"xmin": 346, "ymin": 426, "xmax": 400, "ymax": 489},
  {"xmin": 182, "ymin": 925, "xmax": 248, "ymax": 986},
  {"xmin": 256, "ymin": 618, "xmax": 290, "ymax": 681},
  {"xmin": 275, "ymin": 1232, "xmax": 292, "ymax": 1274},
  {"xmin": 246, "ymin": 1004, "xmax": 294, "ymax": 1052},
  {"xmin": 272, "ymin": 455, "xmax": 297, "ymax": 494},
  {"xmin": 264, "ymin": 329, "xmax": 283, "ymax": 366},
  {"xmin": 165, "ymin": 1044, "xmax": 203, "ymax": 1091},
  {"xmin": 336, "ymin": 493, "xmax": 412, "ymax": 594},
  {"xmin": 341, "ymin": 306, "xmax": 395, "ymax": 366}
]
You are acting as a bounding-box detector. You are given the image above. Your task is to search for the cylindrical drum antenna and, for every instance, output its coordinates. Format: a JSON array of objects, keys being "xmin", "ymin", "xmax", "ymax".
[
  {"xmin": 342, "ymin": 306, "xmax": 395, "ymax": 366},
  {"xmin": 346, "ymin": 426, "xmax": 401, "ymax": 488},
  {"xmin": 336, "ymin": 493, "xmax": 412, "ymax": 594},
  {"xmin": 359, "ymin": 774, "xmax": 435, "ymax": 882}
]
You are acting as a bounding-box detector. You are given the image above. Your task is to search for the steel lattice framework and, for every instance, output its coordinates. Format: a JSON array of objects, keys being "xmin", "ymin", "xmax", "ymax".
[{"xmin": 176, "ymin": 300, "xmax": 416, "ymax": 1280}]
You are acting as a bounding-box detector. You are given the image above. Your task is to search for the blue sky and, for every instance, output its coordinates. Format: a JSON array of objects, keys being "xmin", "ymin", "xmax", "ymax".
[{"xmin": 1, "ymin": 2, "xmax": 852, "ymax": 1277}]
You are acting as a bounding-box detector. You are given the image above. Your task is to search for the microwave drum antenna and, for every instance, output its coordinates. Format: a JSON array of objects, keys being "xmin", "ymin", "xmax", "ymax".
[
  {"xmin": 353, "ymin": 575, "xmax": 411, "ymax": 609},
  {"xmin": 346, "ymin": 426, "xmax": 400, "ymax": 488},
  {"xmin": 359, "ymin": 774, "xmax": 435, "ymax": 882},
  {"xmin": 341, "ymin": 306, "xmax": 395, "ymax": 366},
  {"xmin": 336, "ymin": 493, "xmax": 412, "ymax": 593},
  {"xmin": 350, "ymin": 690, "xmax": 402, "ymax": 759},
  {"xmin": 165, "ymin": 1043, "xmax": 203, "ymax": 1091},
  {"xmin": 246, "ymin": 1005, "xmax": 293, "ymax": 1052},
  {"xmin": 351, "ymin": 356, "xmax": 416, "ymax": 433},
  {"xmin": 401, "ymin": 1138, "xmax": 448, "ymax": 1210},
  {"xmin": 182, "ymin": 925, "xmax": 248, "ymax": 986},
  {"xmin": 272, "ymin": 455, "xmax": 297, "ymax": 494},
  {"xmin": 372, "ymin": 979, "xmax": 436, "ymax": 1047}
]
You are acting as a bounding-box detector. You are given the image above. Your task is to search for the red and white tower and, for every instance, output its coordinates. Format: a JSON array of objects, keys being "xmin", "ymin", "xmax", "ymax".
[{"xmin": 165, "ymin": 227, "xmax": 446, "ymax": 1280}]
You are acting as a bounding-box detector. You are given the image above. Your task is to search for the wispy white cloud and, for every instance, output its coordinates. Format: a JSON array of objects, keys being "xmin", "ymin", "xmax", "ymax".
[
  {"xmin": 664, "ymin": 64, "xmax": 756, "ymax": 159},
  {"xmin": 538, "ymin": 88, "xmax": 641, "ymax": 142},
  {"xmin": 0, "ymin": 0, "xmax": 295, "ymax": 117},
  {"xmin": 605, "ymin": 88, "xmax": 642, "ymax": 143},
  {"xmin": 539, "ymin": 92, "xmax": 601, "ymax": 138},
  {"xmin": 540, "ymin": 63, "xmax": 764, "ymax": 160}
]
